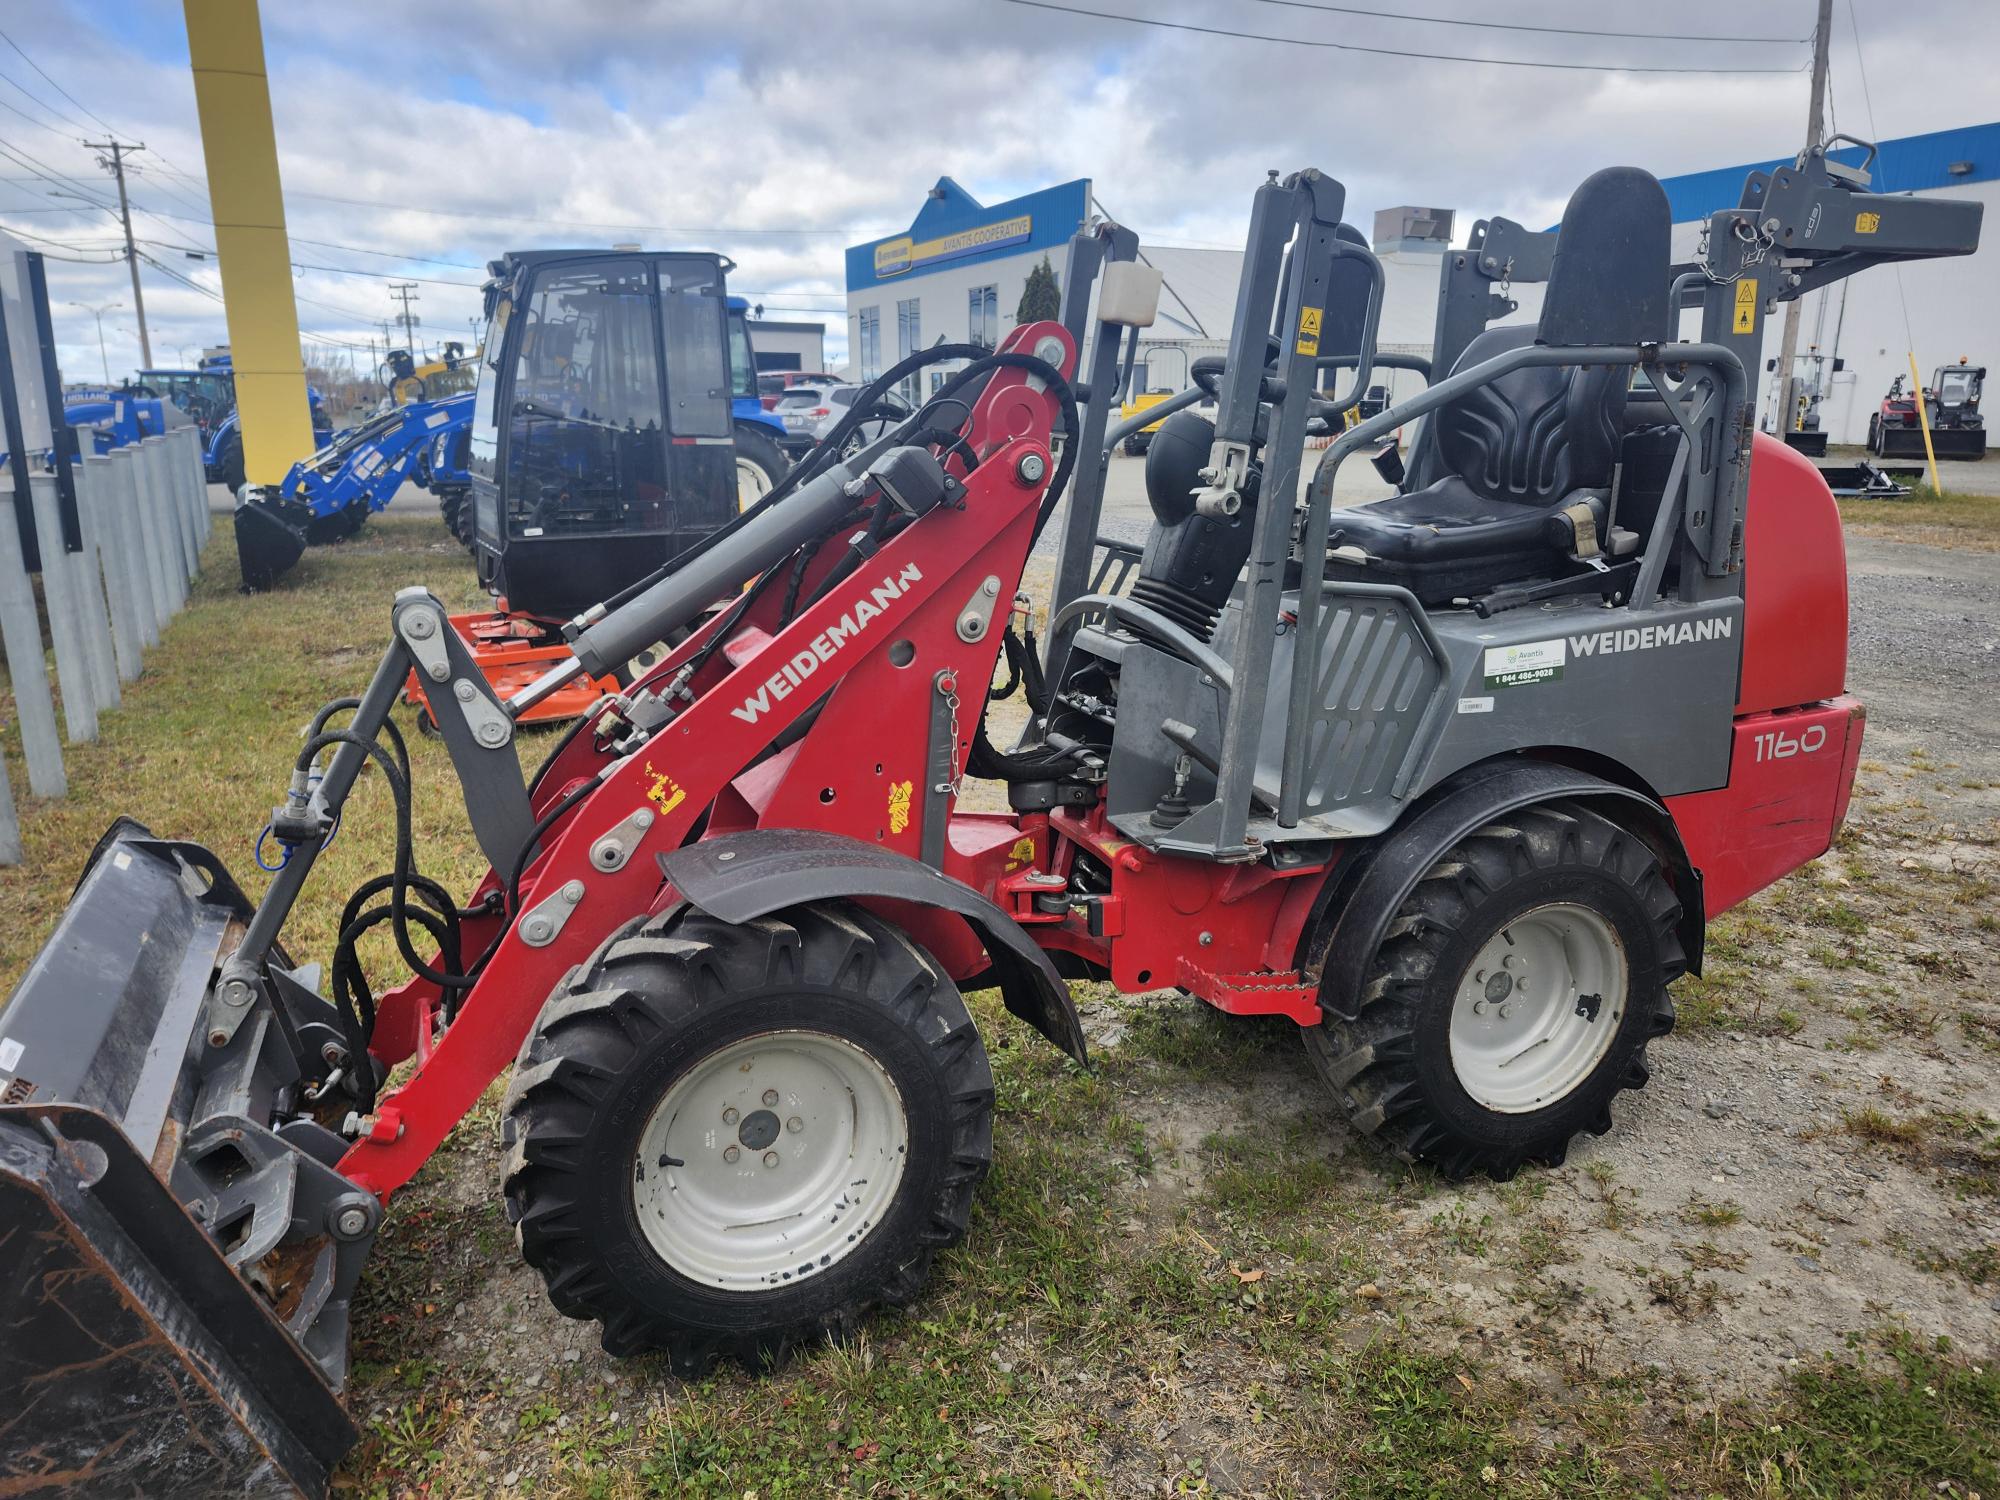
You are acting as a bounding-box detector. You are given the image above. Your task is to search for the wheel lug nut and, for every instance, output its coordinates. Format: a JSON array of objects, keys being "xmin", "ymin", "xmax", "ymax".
[
  {"xmin": 1474, "ymin": 970, "xmax": 1486, "ymax": 983},
  {"xmin": 1499, "ymin": 1004, "xmax": 1514, "ymax": 1020},
  {"xmin": 722, "ymin": 1106, "xmax": 739, "ymax": 1125},
  {"xmin": 763, "ymin": 1151, "xmax": 780, "ymax": 1168},
  {"xmin": 786, "ymin": 1116, "xmax": 803, "ymax": 1133},
  {"xmin": 1472, "ymin": 1000, "xmax": 1487, "ymax": 1016},
  {"xmin": 723, "ymin": 1145, "xmax": 740, "ymax": 1163},
  {"xmin": 762, "ymin": 1089, "xmax": 779, "ymax": 1107}
]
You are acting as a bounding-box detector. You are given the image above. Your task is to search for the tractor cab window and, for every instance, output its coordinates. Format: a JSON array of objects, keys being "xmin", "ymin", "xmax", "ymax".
[
  {"xmin": 725, "ymin": 306, "xmax": 758, "ymax": 401},
  {"xmin": 1936, "ymin": 368, "xmax": 1976, "ymax": 406},
  {"xmin": 466, "ymin": 300, "xmax": 510, "ymax": 482},
  {"xmin": 504, "ymin": 258, "xmax": 667, "ymax": 539},
  {"xmin": 659, "ymin": 258, "xmax": 731, "ymax": 437}
]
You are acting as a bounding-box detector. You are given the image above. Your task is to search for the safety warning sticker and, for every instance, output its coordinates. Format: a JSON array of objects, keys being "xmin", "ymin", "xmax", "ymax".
[
  {"xmin": 1733, "ymin": 278, "xmax": 1758, "ymax": 334},
  {"xmin": 1483, "ymin": 639, "xmax": 1565, "ymax": 689},
  {"xmin": 1295, "ymin": 306, "xmax": 1322, "ymax": 357}
]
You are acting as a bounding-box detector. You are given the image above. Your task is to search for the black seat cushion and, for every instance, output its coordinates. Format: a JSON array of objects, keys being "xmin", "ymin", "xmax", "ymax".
[{"xmin": 1326, "ymin": 324, "xmax": 1626, "ymax": 603}]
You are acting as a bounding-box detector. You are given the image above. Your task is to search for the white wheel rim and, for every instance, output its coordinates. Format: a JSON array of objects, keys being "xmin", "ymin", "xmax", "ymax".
[
  {"xmin": 1447, "ymin": 903, "xmax": 1627, "ymax": 1113},
  {"xmin": 633, "ymin": 1030, "xmax": 909, "ymax": 1289},
  {"xmin": 736, "ymin": 455, "xmax": 773, "ymax": 512}
]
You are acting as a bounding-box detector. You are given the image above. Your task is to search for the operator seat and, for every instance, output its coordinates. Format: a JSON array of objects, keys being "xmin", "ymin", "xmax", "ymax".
[{"xmin": 1325, "ymin": 165, "xmax": 1671, "ymax": 606}]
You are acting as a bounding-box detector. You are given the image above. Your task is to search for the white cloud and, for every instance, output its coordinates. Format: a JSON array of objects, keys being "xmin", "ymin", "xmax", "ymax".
[{"xmin": 3, "ymin": 0, "xmax": 1995, "ymax": 382}]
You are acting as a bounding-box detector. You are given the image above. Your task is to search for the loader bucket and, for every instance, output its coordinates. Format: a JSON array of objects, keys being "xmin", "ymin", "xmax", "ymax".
[
  {"xmin": 235, "ymin": 490, "xmax": 307, "ymax": 590},
  {"xmin": 0, "ymin": 821, "xmax": 372, "ymax": 1498}
]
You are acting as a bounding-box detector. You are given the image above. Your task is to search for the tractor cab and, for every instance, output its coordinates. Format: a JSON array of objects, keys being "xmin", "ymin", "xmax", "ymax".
[
  {"xmin": 1933, "ymin": 360, "xmax": 1984, "ymax": 416},
  {"xmin": 132, "ymin": 362, "xmax": 234, "ymax": 436},
  {"xmin": 466, "ymin": 250, "xmax": 767, "ymax": 621}
]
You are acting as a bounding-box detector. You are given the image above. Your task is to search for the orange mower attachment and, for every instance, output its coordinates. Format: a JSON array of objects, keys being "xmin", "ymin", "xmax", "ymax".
[{"xmin": 402, "ymin": 606, "xmax": 622, "ymax": 728}]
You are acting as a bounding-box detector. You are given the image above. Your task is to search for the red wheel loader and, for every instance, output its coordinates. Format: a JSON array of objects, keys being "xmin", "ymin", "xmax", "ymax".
[
  {"xmin": 0, "ymin": 141, "xmax": 1980, "ymax": 1497},
  {"xmin": 1867, "ymin": 358, "xmax": 1987, "ymax": 460}
]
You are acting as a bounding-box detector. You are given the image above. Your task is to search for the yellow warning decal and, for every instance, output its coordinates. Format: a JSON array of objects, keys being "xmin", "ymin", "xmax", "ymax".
[
  {"xmin": 887, "ymin": 780, "xmax": 913, "ymax": 835},
  {"xmin": 643, "ymin": 761, "xmax": 687, "ymax": 816},
  {"xmin": 1732, "ymin": 278, "xmax": 1758, "ymax": 335},
  {"xmin": 1295, "ymin": 305, "xmax": 1322, "ymax": 357},
  {"xmin": 1004, "ymin": 835, "xmax": 1036, "ymax": 871},
  {"xmin": 1854, "ymin": 211, "xmax": 1880, "ymax": 234}
]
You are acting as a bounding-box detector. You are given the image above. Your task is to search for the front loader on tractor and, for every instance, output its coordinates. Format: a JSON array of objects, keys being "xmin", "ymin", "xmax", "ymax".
[{"xmin": 0, "ymin": 141, "xmax": 1978, "ymax": 1497}]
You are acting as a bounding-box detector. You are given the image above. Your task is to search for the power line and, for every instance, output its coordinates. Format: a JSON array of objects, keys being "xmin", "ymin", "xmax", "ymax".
[
  {"xmin": 273, "ymin": 186, "xmax": 872, "ymax": 236},
  {"xmin": 0, "ymin": 25, "xmax": 120, "ymax": 135},
  {"xmin": 1236, "ymin": 0, "xmax": 1803, "ymax": 45},
  {"xmin": 995, "ymin": 0, "xmax": 1809, "ymax": 72}
]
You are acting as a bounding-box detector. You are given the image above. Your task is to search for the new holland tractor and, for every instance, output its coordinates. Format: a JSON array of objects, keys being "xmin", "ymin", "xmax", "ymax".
[
  {"xmin": 0, "ymin": 142, "xmax": 1979, "ymax": 1497},
  {"xmin": 233, "ymin": 392, "xmax": 477, "ymax": 587}
]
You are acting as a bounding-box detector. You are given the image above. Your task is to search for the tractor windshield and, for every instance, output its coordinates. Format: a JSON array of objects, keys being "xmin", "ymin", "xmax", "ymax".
[
  {"xmin": 1936, "ymin": 368, "xmax": 1977, "ymax": 407},
  {"xmin": 503, "ymin": 258, "xmax": 668, "ymax": 538}
]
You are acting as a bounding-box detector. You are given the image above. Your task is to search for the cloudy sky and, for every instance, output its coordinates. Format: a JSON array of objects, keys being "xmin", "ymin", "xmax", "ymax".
[{"xmin": 2, "ymin": 0, "xmax": 1993, "ymax": 382}]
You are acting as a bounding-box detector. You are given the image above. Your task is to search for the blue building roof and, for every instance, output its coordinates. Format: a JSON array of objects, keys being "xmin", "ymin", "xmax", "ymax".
[
  {"xmin": 846, "ymin": 178, "xmax": 1090, "ymax": 294},
  {"xmin": 1659, "ymin": 120, "xmax": 1997, "ymax": 224}
]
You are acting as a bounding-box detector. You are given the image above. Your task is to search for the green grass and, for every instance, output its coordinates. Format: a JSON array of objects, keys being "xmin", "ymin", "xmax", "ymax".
[
  {"xmin": 0, "ymin": 513, "xmax": 494, "ymax": 992},
  {"xmin": 1838, "ymin": 483, "xmax": 2000, "ymax": 551}
]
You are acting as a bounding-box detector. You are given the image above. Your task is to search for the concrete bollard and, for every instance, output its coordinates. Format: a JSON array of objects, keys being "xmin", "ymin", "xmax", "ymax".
[
  {"xmin": 0, "ymin": 728, "xmax": 19, "ymax": 864},
  {"xmin": 143, "ymin": 437, "xmax": 194, "ymax": 594},
  {"xmin": 25, "ymin": 473, "xmax": 98, "ymax": 743},
  {"xmin": 83, "ymin": 454, "xmax": 144, "ymax": 682},
  {"xmin": 0, "ymin": 486, "xmax": 65, "ymax": 797},
  {"xmin": 143, "ymin": 439, "xmax": 188, "ymax": 613},
  {"xmin": 174, "ymin": 427, "xmax": 204, "ymax": 566},
  {"xmin": 118, "ymin": 443, "xmax": 173, "ymax": 635},
  {"xmin": 66, "ymin": 464, "xmax": 122, "ymax": 713},
  {"xmin": 189, "ymin": 427, "xmax": 212, "ymax": 544}
]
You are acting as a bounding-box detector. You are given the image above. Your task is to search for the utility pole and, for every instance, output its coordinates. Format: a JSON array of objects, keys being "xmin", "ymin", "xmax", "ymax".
[
  {"xmin": 389, "ymin": 282, "xmax": 420, "ymax": 354},
  {"xmin": 83, "ymin": 139, "xmax": 152, "ymax": 368},
  {"xmin": 1772, "ymin": 0, "xmax": 1833, "ymax": 437}
]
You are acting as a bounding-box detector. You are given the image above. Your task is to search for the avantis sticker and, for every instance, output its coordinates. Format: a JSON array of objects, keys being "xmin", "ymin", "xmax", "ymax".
[{"xmin": 1483, "ymin": 639, "xmax": 1565, "ymax": 689}]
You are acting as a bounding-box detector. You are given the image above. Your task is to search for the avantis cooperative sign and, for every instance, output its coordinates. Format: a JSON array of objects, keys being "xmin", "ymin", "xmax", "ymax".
[{"xmin": 873, "ymin": 214, "xmax": 1033, "ymax": 278}]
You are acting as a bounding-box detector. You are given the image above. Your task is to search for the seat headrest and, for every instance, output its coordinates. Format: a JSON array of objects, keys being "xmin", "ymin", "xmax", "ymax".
[{"xmin": 1537, "ymin": 166, "xmax": 1671, "ymax": 349}]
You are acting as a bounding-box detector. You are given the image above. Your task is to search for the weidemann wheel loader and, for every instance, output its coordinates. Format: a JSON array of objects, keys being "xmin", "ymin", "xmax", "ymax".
[{"xmin": 0, "ymin": 141, "xmax": 1980, "ymax": 1497}]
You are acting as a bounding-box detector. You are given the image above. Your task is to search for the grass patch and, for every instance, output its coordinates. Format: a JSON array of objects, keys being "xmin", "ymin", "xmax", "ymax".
[
  {"xmin": 0, "ymin": 514, "xmax": 493, "ymax": 992},
  {"xmin": 1839, "ymin": 483, "xmax": 2000, "ymax": 552}
]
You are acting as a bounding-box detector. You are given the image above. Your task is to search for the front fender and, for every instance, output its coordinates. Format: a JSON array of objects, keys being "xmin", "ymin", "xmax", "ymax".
[{"xmin": 659, "ymin": 830, "xmax": 1088, "ymax": 1063}]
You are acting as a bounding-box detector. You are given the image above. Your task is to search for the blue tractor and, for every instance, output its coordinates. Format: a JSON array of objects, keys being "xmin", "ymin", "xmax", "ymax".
[
  {"xmin": 234, "ymin": 393, "xmax": 475, "ymax": 588},
  {"xmin": 128, "ymin": 351, "xmax": 334, "ymax": 491}
]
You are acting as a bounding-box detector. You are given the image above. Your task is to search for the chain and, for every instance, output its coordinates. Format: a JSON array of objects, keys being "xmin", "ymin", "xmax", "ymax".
[{"xmin": 935, "ymin": 669, "xmax": 965, "ymax": 800}]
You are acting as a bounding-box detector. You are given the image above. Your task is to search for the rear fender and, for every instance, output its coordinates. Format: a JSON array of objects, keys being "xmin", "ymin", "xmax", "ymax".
[
  {"xmin": 1302, "ymin": 759, "xmax": 1703, "ymax": 1022},
  {"xmin": 659, "ymin": 830, "xmax": 1087, "ymax": 1064}
]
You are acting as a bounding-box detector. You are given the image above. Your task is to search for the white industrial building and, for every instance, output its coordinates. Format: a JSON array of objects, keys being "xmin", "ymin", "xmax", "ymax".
[
  {"xmin": 745, "ymin": 317, "xmax": 827, "ymax": 376},
  {"xmin": 851, "ymin": 123, "xmax": 1995, "ymax": 443}
]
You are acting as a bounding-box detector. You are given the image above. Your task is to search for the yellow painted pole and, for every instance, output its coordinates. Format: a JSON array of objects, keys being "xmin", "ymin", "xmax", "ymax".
[
  {"xmin": 182, "ymin": 0, "xmax": 313, "ymax": 485},
  {"xmin": 1906, "ymin": 352, "xmax": 1943, "ymax": 495}
]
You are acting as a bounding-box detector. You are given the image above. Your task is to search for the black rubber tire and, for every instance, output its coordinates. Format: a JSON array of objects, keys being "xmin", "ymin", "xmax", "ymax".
[
  {"xmin": 437, "ymin": 487, "xmax": 462, "ymax": 538},
  {"xmin": 1866, "ymin": 414, "xmax": 1881, "ymax": 455},
  {"xmin": 732, "ymin": 424, "xmax": 790, "ymax": 512},
  {"xmin": 1302, "ymin": 801, "xmax": 1682, "ymax": 1181},
  {"xmin": 503, "ymin": 901, "xmax": 993, "ymax": 1375},
  {"xmin": 217, "ymin": 429, "xmax": 245, "ymax": 493}
]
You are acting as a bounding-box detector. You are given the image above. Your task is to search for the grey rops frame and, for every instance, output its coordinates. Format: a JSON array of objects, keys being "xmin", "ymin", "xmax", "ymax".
[{"xmin": 1032, "ymin": 142, "xmax": 1980, "ymax": 865}]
